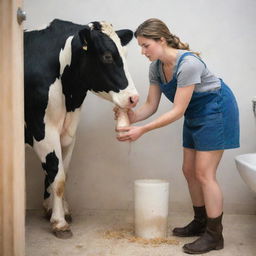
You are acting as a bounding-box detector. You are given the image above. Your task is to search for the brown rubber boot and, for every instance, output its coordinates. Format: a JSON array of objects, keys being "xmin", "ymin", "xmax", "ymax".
[
  {"xmin": 183, "ymin": 213, "xmax": 224, "ymax": 254},
  {"xmin": 173, "ymin": 206, "xmax": 207, "ymax": 237}
]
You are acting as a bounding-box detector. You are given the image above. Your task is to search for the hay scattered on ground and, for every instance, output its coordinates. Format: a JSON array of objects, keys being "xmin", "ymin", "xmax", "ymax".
[{"xmin": 103, "ymin": 228, "xmax": 179, "ymax": 246}]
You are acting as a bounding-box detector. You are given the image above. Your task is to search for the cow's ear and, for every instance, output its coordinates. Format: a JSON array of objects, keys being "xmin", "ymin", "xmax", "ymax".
[
  {"xmin": 116, "ymin": 29, "xmax": 133, "ymax": 46},
  {"xmin": 78, "ymin": 27, "xmax": 91, "ymax": 51}
]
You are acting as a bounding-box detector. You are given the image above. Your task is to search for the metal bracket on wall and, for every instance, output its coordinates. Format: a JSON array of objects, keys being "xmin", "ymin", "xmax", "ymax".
[
  {"xmin": 252, "ymin": 96, "xmax": 256, "ymax": 116},
  {"xmin": 17, "ymin": 7, "xmax": 26, "ymax": 25}
]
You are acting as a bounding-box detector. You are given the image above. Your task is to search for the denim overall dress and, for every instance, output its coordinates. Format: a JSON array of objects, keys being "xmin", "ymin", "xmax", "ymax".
[{"xmin": 160, "ymin": 52, "xmax": 240, "ymax": 151}]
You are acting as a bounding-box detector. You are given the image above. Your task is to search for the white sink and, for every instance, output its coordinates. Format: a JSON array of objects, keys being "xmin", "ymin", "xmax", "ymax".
[{"xmin": 235, "ymin": 153, "xmax": 256, "ymax": 193}]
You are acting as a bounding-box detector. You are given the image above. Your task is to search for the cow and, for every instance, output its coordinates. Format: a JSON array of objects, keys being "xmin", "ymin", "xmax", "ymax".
[{"xmin": 24, "ymin": 19, "xmax": 139, "ymax": 239}]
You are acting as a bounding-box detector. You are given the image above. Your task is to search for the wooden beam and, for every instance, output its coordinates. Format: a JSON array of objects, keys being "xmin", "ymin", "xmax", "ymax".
[{"xmin": 0, "ymin": 0, "xmax": 25, "ymax": 256}]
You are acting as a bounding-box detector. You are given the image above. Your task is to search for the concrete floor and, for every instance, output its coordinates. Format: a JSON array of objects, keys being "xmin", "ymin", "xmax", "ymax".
[{"xmin": 26, "ymin": 210, "xmax": 256, "ymax": 256}]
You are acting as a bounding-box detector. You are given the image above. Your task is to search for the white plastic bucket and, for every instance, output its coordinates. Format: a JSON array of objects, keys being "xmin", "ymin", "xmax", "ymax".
[{"xmin": 134, "ymin": 179, "xmax": 170, "ymax": 239}]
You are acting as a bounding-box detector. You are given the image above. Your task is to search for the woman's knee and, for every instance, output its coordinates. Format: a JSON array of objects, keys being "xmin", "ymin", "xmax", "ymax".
[
  {"xmin": 182, "ymin": 165, "xmax": 196, "ymax": 181},
  {"xmin": 195, "ymin": 169, "xmax": 215, "ymax": 185}
]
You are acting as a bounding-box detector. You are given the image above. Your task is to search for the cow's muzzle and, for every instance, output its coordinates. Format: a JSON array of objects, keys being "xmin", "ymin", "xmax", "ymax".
[{"xmin": 129, "ymin": 95, "xmax": 139, "ymax": 107}]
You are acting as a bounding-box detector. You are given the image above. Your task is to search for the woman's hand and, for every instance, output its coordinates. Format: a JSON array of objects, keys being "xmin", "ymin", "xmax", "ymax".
[
  {"xmin": 116, "ymin": 126, "xmax": 145, "ymax": 142},
  {"xmin": 113, "ymin": 107, "xmax": 137, "ymax": 124}
]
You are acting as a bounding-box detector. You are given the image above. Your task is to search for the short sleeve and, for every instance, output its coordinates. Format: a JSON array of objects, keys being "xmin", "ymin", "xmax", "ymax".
[
  {"xmin": 176, "ymin": 56, "xmax": 205, "ymax": 87},
  {"xmin": 149, "ymin": 61, "xmax": 161, "ymax": 85}
]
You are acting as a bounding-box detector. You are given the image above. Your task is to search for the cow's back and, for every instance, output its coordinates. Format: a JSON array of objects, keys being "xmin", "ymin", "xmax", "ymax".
[{"xmin": 24, "ymin": 19, "xmax": 84, "ymax": 86}]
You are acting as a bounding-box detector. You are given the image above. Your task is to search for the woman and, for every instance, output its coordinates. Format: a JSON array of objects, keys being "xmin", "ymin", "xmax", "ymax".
[{"xmin": 115, "ymin": 18, "xmax": 239, "ymax": 254}]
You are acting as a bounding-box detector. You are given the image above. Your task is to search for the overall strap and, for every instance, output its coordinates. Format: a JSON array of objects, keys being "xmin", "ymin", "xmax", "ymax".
[{"xmin": 174, "ymin": 52, "xmax": 206, "ymax": 77}]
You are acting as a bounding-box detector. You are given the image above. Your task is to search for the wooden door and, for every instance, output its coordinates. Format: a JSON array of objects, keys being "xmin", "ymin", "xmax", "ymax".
[{"xmin": 0, "ymin": 0, "xmax": 25, "ymax": 256}]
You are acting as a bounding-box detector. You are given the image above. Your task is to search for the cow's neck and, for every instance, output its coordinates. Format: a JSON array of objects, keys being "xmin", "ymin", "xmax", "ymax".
[
  {"xmin": 60, "ymin": 35, "xmax": 89, "ymax": 112},
  {"xmin": 61, "ymin": 69, "xmax": 88, "ymax": 112}
]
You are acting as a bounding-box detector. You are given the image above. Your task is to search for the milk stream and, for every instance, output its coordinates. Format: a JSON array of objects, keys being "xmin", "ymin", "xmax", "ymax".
[
  {"xmin": 115, "ymin": 107, "xmax": 133, "ymax": 208},
  {"xmin": 128, "ymin": 141, "xmax": 132, "ymax": 156}
]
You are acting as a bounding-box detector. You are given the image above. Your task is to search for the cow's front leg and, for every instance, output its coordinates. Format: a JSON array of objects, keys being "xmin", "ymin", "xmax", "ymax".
[
  {"xmin": 50, "ymin": 165, "xmax": 72, "ymax": 239},
  {"xmin": 60, "ymin": 136, "xmax": 76, "ymax": 222},
  {"xmin": 33, "ymin": 132, "xmax": 72, "ymax": 239},
  {"xmin": 43, "ymin": 196, "xmax": 72, "ymax": 224}
]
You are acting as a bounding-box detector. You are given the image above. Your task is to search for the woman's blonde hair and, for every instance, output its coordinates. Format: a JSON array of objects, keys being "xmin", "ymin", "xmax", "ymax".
[{"xmin": 135, "ymin": 18, "xmax": 200, "ymax": 56}]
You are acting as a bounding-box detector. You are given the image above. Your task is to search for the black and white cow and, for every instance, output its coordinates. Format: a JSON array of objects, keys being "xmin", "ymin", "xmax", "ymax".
[{"xmin": 24, "ymin": 19, "xmax": 138, "ymax": 238}]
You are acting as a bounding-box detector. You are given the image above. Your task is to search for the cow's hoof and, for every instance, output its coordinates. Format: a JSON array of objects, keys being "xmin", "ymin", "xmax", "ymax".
[{"xmin": 53, "ymin": 229, "xmax": 73, "ymax": 239}]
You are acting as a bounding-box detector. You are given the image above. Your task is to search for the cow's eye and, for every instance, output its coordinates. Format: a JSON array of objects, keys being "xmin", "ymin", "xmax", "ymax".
[{"xmin": 102, "ymin": 52, "xmax": 113, "ymax": 64}]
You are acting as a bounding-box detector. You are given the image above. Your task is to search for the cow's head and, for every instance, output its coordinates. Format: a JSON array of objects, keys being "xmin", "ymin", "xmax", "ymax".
[{"xmin": 78, "ymin": 21, "xmax": 139, "ymax": 108}]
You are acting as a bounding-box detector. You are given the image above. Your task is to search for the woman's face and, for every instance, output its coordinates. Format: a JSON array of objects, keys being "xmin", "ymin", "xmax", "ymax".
[{"xmin": 137, "ymin": 36, "xmax": 164, "ymax": 61}]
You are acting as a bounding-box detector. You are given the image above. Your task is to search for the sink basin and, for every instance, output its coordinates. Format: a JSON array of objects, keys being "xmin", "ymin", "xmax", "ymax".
[{"xmin": 235, "ymin": 153, "xmax": 256, "ymax": 193}]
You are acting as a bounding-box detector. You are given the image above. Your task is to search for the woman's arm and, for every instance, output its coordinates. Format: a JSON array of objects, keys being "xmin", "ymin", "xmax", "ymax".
[
  {"xmin": 114, "ymin": 84, "xmax": 162, "ymax": 123},
  {"xmin": 117, "ymin": 84, "xmax": 195, "ymax": 141},
  {"xmin": 143, "ymin": 84, "xmax": 194, "ymax": 132},
  {"xmin": 132, "ymin": 84, "xmax": 162, "ymax": 122}
]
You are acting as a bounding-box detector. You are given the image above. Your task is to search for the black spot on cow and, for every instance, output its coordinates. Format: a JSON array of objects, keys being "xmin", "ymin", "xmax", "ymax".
[{"xmin": 42, "ymin": 151, "xmax": 59, "ymax": 199}]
